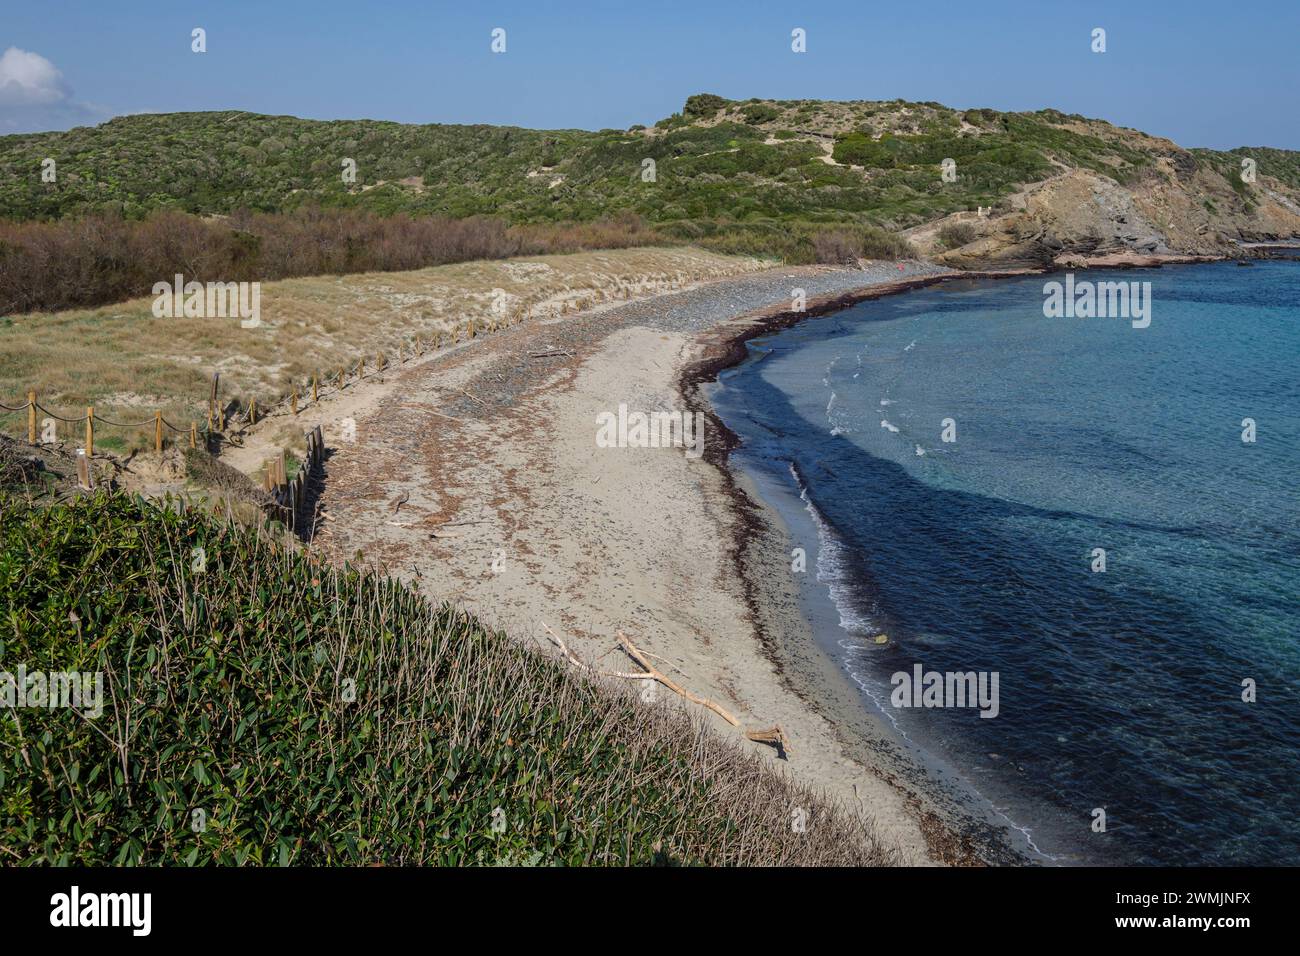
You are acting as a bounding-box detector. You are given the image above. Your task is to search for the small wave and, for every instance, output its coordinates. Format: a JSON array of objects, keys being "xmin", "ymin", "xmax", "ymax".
[
  {"xmin": 915, "ymin": 445, "xmax": 926, "ymax": 457},
  {"xmin": 880, "ymin": 420, "xmax": 899, "ymax": 433},
  {"xmin": 788, "ymin": 462, "xmax": 878, "ymax": 637}
]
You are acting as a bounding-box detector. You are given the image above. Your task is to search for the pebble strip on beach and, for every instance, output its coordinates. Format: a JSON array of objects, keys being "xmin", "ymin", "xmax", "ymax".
[{"xmin": 437, "ymin": 260, "xmax": 955, "ymax": 418}]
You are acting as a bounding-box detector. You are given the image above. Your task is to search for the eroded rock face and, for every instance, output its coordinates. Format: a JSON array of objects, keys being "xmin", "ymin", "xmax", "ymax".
[{"xmin": 923, "ymin": 166, "xmax": 1300, "ymax": 269}]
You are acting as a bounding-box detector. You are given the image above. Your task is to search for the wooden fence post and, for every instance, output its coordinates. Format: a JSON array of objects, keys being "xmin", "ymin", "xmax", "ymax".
[
  {"xmin": 27, "ymin": 391, "xmax": 36, "ymax": 444},
  {"xmin": 86, "ymin": 407, "xmax": 94, "ymax": 457},
  {"xmin": 190, "ymin": 421, "xmax": 197, "ymax": 449},
  {"xmin": 291, "ymin": 387, "xmax": 298, "ymax": 416},
  {"xmin": 312, "ymin": 374, "xmax": 318, "ymax": 404},
  {"xmin": 154, "ymin": 410, "xmax": 163, "ymax": 453},
  {"xmin": 250, "ymin": 397, "xmax": 257, "ymax": 425}
]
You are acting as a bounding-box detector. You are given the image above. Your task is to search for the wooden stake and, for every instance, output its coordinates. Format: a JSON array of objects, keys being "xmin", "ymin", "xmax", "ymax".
[
  {"xmin": 250, "ymin": 397, "xmax": 257, "ymax": 425},
  {"xmin": 190, "ymin": 421, "xmax": 197, "ymax": 449},
  {"xmin": 86, "ymin": 407, "xmax": 94, "ymax": 457},
  {"xmin": 209, "ymin": 372, "xmax": 220, "ymax": 425},
  {"xmin": 312, "ymin": 374, "xmax": 318, "ymax": 403},
  {"xmin": 291, "ymin": 387, "xmax": 298, "ymax": 416},
  {"xmin": 27, "ymin": 391, "xmax": 36, "ymax": 444},
  {"xmin": 154, "ymin": 410, "xmax": 163, "ymax": 452}
]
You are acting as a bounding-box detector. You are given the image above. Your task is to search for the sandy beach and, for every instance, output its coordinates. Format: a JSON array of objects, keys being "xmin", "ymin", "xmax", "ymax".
[{"xmin": 262, "ymin": 260, "xmax": 1033, "ymax": 865}]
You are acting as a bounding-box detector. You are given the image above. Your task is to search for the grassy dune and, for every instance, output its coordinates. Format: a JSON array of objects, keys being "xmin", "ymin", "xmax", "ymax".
[
  {"xmin": 0, "ymin": 493, "xmax": 887, "ymax": 865},
  {"xmin": 0, "ymin": 246, "xmax": 765, "ymax": 452}
]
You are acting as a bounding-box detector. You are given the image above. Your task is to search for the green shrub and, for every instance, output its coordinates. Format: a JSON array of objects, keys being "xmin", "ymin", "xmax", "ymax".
[
  {"xmin": 740, "ymin": 104, "xmax": 781, "ymax": 126},
  {"xmin": 683, "ymin": 94, "xmax": 730, "ymax": 118},
  {"xmin": 937, "ymin": 222, "xmax": 978, "ymax": 249}
]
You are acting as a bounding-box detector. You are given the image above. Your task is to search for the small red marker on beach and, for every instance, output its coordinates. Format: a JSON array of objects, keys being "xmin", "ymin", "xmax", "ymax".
[{"xmin": 897, "ymin": 262, "xmax": 904, "ymax": 271}]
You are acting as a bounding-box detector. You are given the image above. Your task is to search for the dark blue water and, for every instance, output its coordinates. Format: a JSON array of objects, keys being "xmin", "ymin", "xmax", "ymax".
[{"xmin": 710, "ymin": 262, "xmax": 1300, "ymax": 865}]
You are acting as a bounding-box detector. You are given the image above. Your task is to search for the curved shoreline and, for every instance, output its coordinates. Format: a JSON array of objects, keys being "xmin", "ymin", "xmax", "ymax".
[
  {"xmin": 676, "ymin": 268, "xmax": 1052, "ymax": 866},
  {"xmin": 305, "ymin": 256, "xmax": 1045, "ymax": 865}
]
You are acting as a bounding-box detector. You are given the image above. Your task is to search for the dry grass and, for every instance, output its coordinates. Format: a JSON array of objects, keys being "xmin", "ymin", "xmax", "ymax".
[{"xmin": 0, "ymin": 247, "xmax": 766, "ymax": 450}]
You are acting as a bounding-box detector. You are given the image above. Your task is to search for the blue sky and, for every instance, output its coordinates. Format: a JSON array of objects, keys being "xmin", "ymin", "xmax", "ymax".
[{"xmin": 2, "ymin": 0, "xmax": 1297, "ymax": 149}]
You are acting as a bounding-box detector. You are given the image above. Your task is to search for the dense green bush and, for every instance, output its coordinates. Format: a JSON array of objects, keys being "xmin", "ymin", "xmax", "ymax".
[
  {"xmin": 740, "ymin": 103, "xmax": 781, "ymax": 125},
  {"xmin": 683, "ymin": 93, "xmax": 730, "ymax": 118}
]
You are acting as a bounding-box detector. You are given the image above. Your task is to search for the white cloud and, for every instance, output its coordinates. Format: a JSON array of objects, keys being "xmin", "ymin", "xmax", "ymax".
[
  {"xmin": 0, "ymin": 47, "xmax": 105, "ymax": 133},
  {"xmin": 0, "ymin": 47, "xmax": 71, "ymax": 106}
]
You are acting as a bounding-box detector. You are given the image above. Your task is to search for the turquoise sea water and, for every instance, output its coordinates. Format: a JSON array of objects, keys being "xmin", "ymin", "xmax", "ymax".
[{"xmin": 710, "ymin": 261, "xmax": 1300, "ymax": 865}]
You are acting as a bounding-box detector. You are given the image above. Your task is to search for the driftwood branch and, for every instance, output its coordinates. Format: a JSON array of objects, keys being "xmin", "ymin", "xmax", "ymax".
[
  {"xmin": 541, "ymin": 625, "xmax": 791, "ymax": 757},
  {"xmin": 744, "ymin": 725, "xmax": 791, "ymax": 756},
  {"xmin": 542, "ymin": 624, "xmax": 644, "ymax": 679},
  {"xmin": 616, "ymin": 631, "xmax": 740, "ymax": 727}
]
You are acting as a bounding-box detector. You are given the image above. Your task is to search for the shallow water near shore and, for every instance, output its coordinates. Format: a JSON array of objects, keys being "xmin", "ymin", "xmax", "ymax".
[{"xmin": 708, "ymin": 261, "xmax": 1300, "ymax": 866}]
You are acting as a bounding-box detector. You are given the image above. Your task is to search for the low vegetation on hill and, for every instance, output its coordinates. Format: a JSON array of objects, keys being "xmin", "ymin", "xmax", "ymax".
[
  {"xmin": 1, "ymin": 93, "xmax": 1297, "ymax": 309},
  {"xmin": 5, "ymin": 95, "xmax": 1295, "ymax": 229},
  {"xmin": 0, "ymin": 493, "xmax": 886, "ymax": 865}
]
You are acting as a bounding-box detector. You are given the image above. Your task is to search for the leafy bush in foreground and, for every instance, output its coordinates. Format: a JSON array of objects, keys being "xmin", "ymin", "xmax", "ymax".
[{"xmin": 0, "ymin": 493, "xmax": 886, "ymax": 866}]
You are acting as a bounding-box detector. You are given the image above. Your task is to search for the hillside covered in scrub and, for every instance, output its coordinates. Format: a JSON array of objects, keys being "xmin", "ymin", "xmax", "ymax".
[
  {"xmin": 2, "ymin": 93, "xmax": 1299, "ymax": 286},
  {"xmin": 0, "ymin": 493, "xmax": 884, "ymax": 865}
]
